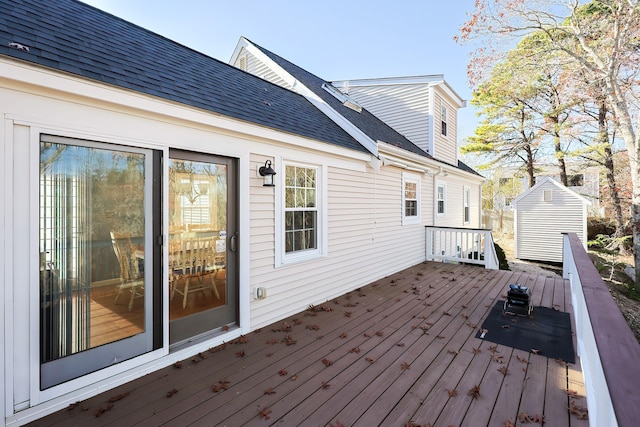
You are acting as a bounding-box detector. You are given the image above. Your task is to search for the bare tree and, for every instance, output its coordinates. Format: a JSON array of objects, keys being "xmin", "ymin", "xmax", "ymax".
[{"xmin": 458, "ymin": 0, "xmax": 640, "ymax": 288}]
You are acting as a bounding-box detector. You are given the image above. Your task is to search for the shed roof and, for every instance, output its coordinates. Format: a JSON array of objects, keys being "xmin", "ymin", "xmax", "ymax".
[
  {"xmin": 0, "ymin": 0, "xmax": 367, "ymax": 154},
  {"xmin": 511, "ymin": 176, "xmax": 592, "ymax": 207}
]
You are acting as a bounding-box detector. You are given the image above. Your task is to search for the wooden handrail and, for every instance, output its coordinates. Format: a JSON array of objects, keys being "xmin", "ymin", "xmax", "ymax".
[{"xmin": 563, "ymin": 233, "xmax": 640, "ymax": 427}]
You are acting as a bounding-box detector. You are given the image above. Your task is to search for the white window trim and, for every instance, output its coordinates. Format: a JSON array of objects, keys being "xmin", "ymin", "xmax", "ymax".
[
  {"xmin": 463, "ymin": 187, "xmax": 471, "ymax": 224},
  {"xmin": 441, "ymin": 104, "xmax": 448, "ymax": 137},
  {"xmin": 402, "ymin": 172, "xmax": 421, "ymax": 225},
  {"xmin": 275, "ymin": 159, "xmax": 327, "ymax": 267},
  {"xmin": 436, "ymin": 182, "xmax": 446, "ymax": 217}
]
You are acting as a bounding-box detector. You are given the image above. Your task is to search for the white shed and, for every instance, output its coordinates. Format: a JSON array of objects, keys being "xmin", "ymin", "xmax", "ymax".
[{"xmin": 512, "ymin": 177, "xmax": 591, "ymax": 263}]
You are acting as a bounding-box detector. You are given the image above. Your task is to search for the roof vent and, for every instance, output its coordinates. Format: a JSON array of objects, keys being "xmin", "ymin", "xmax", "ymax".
[
  {"xmin": 8, "ymin": 42, "xmax": 30, "ymax": 52},
  {"xmin": 322, "ymin": 83, "xmax": 362, "ymax": 113}
]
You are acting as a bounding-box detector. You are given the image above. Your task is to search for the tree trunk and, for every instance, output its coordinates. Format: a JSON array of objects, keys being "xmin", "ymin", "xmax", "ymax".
[
  {"xmin": 525, "ymin": 144, "xmax": 535, "ymax": 188},
  {"xmin": 598, "ymin": 101, "xmax": 625, "ymax": 238},
  {"xmin": 604, "ymin": 82, "xmax": 640, "ymax": 291}
]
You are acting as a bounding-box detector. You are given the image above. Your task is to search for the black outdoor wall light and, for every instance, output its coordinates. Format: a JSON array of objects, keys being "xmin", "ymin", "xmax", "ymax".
[{"xmin": 259, "ymin": 160, "xmax": 276, "ymax": 187}]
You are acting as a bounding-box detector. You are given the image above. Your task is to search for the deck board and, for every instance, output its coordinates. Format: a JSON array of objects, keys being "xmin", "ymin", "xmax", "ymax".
[{"xmin": 28, "ymin": 262, "xmax": 587, "ymax": 427}]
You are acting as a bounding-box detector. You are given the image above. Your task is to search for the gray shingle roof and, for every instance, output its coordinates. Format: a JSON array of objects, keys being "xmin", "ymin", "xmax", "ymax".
[
  {"xmin": 0, "ymin": 0, "xmax": 368, "ymax": 154},
  {"xmin": 247, "ymin": 40, "xmax": 482, "ymax": 177},
  {"xmin": 246, "ymin": 39, "xmax": 432, "ymax": 159}
]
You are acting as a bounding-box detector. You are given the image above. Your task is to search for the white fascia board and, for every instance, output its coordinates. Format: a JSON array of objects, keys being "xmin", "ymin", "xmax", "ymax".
[
  {"xmin": 379, "ymin": 142, "xmax": 484, "ymax": 182},
  {"xmin": 430, "ymin": 81, "xmax": 466, "ymax": 108},
  {"xmin": 332, "ymin": 74, "xmax": 445, "ymax": 88},
  {"xmin": 332, "ymin": 75, "xmax": 466, "ymax": 108},
  {"xmin": 0, "ymin": 58, "xmax": 371, "ymax": 164},
  {"xmin": 235, "ymin": 38, "xmax": 379, "ymax": 157}
]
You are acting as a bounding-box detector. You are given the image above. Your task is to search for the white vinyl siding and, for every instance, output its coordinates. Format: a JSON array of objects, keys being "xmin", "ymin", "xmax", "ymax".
[
  {"xmin": 337, "ymin": 83, "xmax": 432, "ymax": 153},
  {"xmin": 249, "ymin": 164, "xmax": 430, "ymax": 329},
  {"xmin": 235, "ymin": 47, "xmax": 291, "ymax": 89},
  {"xmin": 513, "ymin": 178, "xmax": 589, "ymax": 263},
  {"xmin": 434, "ymin": 94, "xmax": 458, "ymax": 165}
]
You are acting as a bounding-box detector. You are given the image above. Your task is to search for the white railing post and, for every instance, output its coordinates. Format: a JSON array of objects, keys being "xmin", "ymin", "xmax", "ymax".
[{"xmin": 424, "ymin": 226, "xmax": 498, "ymax": 270}]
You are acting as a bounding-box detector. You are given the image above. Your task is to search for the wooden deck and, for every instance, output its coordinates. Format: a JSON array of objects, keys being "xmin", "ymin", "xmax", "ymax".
[{"xmin": 30, "ymin": 262, "xmax": 589, "ymax": 427}]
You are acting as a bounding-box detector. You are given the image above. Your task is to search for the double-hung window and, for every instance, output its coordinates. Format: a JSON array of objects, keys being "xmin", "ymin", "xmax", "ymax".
[
  {"xmin": 463, "ymin": 187, "xmax": 471, "ymax": 224},
  {"xmin": 441, "ymin": 105, "xmax": 448, "ymax": 137},
  {"xmin": 437, "ymin": 184, "xmax": 446, "ymax": 216},
  {"xmin": 279, "ymin": 161, "xmax": 325, "ymax": 265},
  {"xmin": 402, "ymin": 173, "xmax": 421, "ymax": 225}
]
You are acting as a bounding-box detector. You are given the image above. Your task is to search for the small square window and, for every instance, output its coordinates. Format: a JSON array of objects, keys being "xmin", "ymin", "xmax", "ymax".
[{"xmin": 543, "ymin": 189, "xmax": 553, "ymax": 202}]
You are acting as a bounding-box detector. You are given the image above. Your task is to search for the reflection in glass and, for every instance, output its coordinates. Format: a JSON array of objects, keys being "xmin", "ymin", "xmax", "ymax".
[
  {"xmin": 284, "ymin": 165, "xmax": 317, "ymax": 253},
  {"xmin": 168, "ymin": 159, "xmax": 227, "ymax": 321},
  {"xmin": 39, "ymin": 140, "xmax": 145, "ymax": 363}
]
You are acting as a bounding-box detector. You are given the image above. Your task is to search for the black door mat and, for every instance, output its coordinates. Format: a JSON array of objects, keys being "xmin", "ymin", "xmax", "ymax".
[{"xmin": 475, "ymin": 301, "xmax": 575, "ymax": 364}]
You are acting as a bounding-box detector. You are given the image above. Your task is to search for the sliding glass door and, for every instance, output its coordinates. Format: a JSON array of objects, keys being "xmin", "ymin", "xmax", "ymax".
[
  {"xmin": 39, "ymin": 135, "xmax": 161, "ymax": 389},
  {"xmin": 168, "ymin": 150, "xmax": 238, "ymax": 345}
]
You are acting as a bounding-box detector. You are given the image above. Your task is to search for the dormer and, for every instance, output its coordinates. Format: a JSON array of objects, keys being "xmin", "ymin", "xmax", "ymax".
[{"xmin": 330, "ymin": 76, "xmax": 466, "ymax": 166}]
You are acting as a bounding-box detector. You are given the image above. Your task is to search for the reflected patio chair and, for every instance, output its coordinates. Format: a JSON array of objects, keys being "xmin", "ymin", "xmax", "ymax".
[
  {"xmin": 110, "ymin": 231, "xmax": 144, "ymax": 311},
  {"xmin": 170, "ymin": 235, "xmax": 221, "ymax": 308}
]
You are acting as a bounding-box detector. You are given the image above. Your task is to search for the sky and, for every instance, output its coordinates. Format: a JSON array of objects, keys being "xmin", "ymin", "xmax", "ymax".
[{"xmin": 80, "ymin": 0, "xmax": 481, "ymax": 143}]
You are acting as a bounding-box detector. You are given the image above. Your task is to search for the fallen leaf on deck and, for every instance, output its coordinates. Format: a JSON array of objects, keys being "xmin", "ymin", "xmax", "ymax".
[
  {"xmin": 517, "ymin": 355, "xmax": 529, "ymax": 364},
  {"xmin": 166, "ymin": 389, "xmax": 178, "ymax": 398},
  {"xmin": 108, "ymin": 392, "xmax": 130, "ymax": 402},
  {"xmin": 173, "ymin": 361, "xmax": 183, "ymax": 369},
  {"xmin": 306, "ymin": 324, "xmax": 320, "ymax": 331},
  {"xmin": 366, "ymin": 357, "xmax": 375, "ymax": 363},
  {"xmin": 400, "ymin": 362, "xmax": 410, "ymax": 371},
  {"xmin": 468, "ymin": 385, "xmax": 481, "ymax": 399},
  {"xmin": 472, "ymin": 347, "xmax": 482, "ymax": 355},
  {"xmin": 339, "ymin": 332, "xmax": 348, "ymax": 338},
  {"xmin": 235, "ymin": 350, "xmax": 245, "ymax": 358},
  {"xmin": 322, "ymin": 358, "xmax": 333, "ymax": 367},
  {"xmin": 321, "ymin": 381, "xmax": 330, "ymax": 389},
  {"xmin": 498, "ymin": 366, "xmax": 509, "ymax": 376},
  {"xmin": 279, "ymin": 369, "xmax": 288, "ymax": 376},
  {"xmin": 518, "ymin": 412, "xmax": 532, "ymax": 423},
  {"xmin": 349, "ymin": 347, "xmax": 361, "ymax": 353},
  {"xmin": 290, "ymin": 374, "xmax": 297, "ymax": 381},
  {"xmin": 530, "ymin": 348, "xmax": 541, "ymax": 355},
  {"xmin": 282, "ymin": 335, "xmax": 297, "ymax": 346},
  {"xmin": 376, "ymin": 330, "xmax": 384, "ymax": 336},
  {"xmin": 258, "ymin": 406, "xmax": 272, "ymax": 420},
  {"xmin": 447, "ymin": 389, "xmax": 458, "ymax": 397},
  {"xmin": 264, "ymin": 387, "xmax": 276, "ymax": 395},
  {"xmin": 504, "ymin": 421, "xmax": 515, "ymax": 427}
]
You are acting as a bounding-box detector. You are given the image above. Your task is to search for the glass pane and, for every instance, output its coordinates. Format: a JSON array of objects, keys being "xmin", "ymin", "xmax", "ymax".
[
  {"xmin": 39, "ymin": 141, "xmax": 145, "ymax": 363},
  {"xmin": 168, "ymin": 159, "xmax": 227, "ymax": 321},
  {"xmin": 285, "ymin": 165, "xmax": 295, "ymax": 186}
]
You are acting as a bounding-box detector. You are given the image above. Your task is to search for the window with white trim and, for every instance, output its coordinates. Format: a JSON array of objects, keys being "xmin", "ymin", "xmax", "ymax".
[
  {"xmin": 402, "ymin": 173, "xmax": 421, "ymax": 225},
  {"xmin": 441, "ymin": 105, "xmax": 448, "ymax": 136},
  {"xmin": 279, "ymin": 161, "xmax": 325, "ymax": 265},
  {"xmin": 463, "ymin": 187, "xmax": 471, "ymax": 224},
  {"xmin": 437, "ymin": 184, "xmax": 446, "ymax": 216}
]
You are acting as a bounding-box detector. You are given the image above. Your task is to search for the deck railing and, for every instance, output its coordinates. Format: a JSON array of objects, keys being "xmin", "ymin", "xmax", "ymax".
[
  {"xmin": 425, "ymin": 226, "xmax": 499, "ymax": 270},
  {"xmin": 563, "ymin": 233, "xmax": 640, "ymax": 427}
]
